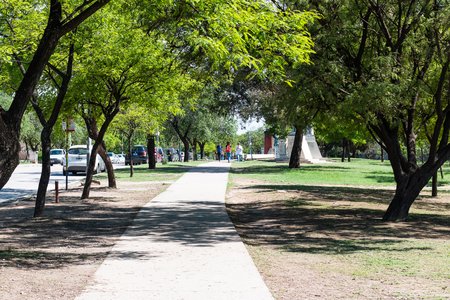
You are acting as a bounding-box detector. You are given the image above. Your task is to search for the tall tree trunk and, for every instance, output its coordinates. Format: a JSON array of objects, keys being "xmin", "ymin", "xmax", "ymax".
[
  {"xmin": 33, "ymin": 43, "xmax": 74, "ymax": 217},
  {"xmin": 381, "ymin": 146, "xmax": 384, "ymax": 162},
  {"xmin": 25, "ymin": 141, "xmax": 30, "ymax": 161},
  {"xmin": 199, "ymin": 142, "xmax": 206, "ymax": 159},
  {"xmin": 128, "ymin": 136, "xmax": 134, "ymax": 177},
  {"xmin": 383, "ymin": 168, "xmax": 435, "ymax": 221},
  {"xmin": 147, "ymin": 135, "xmax": 156, "ymax": 169},
  {"xmin": 34, "ymin": 129, "xmax": 52, "ymax": 217},
  {"xmin": 98, "ymin": 143, "xmax": 116, "ymax": 188},
  {"xmin": 341, "ymin": 139, "xmax": 346, "ymax": 162},
  {"xmin": 347, "ymin": 142, "xmax": 351, "ymax": 162},
  {"xmin": 289, "ymin": 126, "xmax": 303, "ymax": 168},
  {"xmin": 192, "ymin": 139, "xmax": 198, "ymax": 161},
  {"xmin": 183, "ymin": 141, "xmax": 190, "ymax": 162},
  {"xmin": 432, "ymin": 172, "xmax": 438, "ymax": 197},
  {"xmin": 84, "ymin": 116, "xmax": 116, "ymax": 188},
  {"xmin": 82, "ymin": 110, "xmax": 118, "ymax": 199}
]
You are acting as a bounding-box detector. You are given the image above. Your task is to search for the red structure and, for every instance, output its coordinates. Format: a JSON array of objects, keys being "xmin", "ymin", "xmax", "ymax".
[{"xmin": 264, "ymin": 132, "xmax": 273, "ymax": 154}]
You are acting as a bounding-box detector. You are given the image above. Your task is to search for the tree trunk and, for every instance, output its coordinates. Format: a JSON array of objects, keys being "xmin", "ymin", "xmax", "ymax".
[
  {"xmin": 432, "ymin": 172, "xmax": 438, "ymax": 197},
  {"xmin": 33, "ymin": 43, "xmax": 74, "ymax": 217},
  {"xmin": 34, "ymin": 128, "xmax": 52, "ymax": 217},
  {"xmin": 192, "ymin": 139, "xmax": 198, "ymax": 161},
  {"xmin": 128, "ymin": 139, "xmax": 134, "ymax": 177},
  {"xmin": 383, "ymin": 171, "xmax": 432, "ymax": 221},
  {"xmin": 347, "ymin": 142, "xmax": 351, "ymax": 162},
  {"xmin": 381, "ymin": 146, "xmax": 384, "ymax": 162},
  {"xmin": 289, "ymin": 126, "xmax": 303, "ymax": 168},
  {"xmin": 81, "ymin": 111, "xmax": 118, "ymax": 199},
  {"xmin": 147, "ymin": 135, "xmax": 156, "ymax": 169},
  {"xmin": 98, "ymin": 143, "xmax": 116, "ymax": 188},
  {"xmin": 183, "ymin": 141, "xmax": 190, "ymax": 162},
  {"xmin": 25, "ymin": 141, "xmax": 30, "ymax": 161},
  {"xmin": 83, "ymin": 115, "xmax": 116, "ymax": 188},
  {"xmin": 341, "ymin": 139, "xmax": 346, "ymax": 162},
  {"xmin": 199, "ymin": 142, "xmax": 206, "ymax": 159}
]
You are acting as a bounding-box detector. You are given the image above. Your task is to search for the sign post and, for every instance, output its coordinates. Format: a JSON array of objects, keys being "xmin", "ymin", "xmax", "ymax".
[{"xmin": 62, "ymin": 118, "xmax": 75, "ymax": 190}]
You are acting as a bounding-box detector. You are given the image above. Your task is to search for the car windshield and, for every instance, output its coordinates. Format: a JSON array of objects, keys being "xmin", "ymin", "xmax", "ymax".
[
  {"xmin": 68, "ymin": 148, "xmax": 88, "ymax": 155},
  {"xmin": 50, "ymin": 150, "xmax": 63, "ymax": 155},
  {"xmin": 107, "ymin": 152, "xmax": 114, "ymax": 157}
]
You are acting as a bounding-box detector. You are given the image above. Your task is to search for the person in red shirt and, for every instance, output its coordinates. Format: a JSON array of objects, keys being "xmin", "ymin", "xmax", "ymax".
[{"xmin": 225, "ymin": 142, "xmax": 232, "ymax": 163}]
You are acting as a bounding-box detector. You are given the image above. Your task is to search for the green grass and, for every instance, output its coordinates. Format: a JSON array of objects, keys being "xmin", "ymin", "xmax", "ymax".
[
  {"xmin": 346, "ymin": 240, "xmax": 450, "ymax": 279},
  {"xmin": 96, "ymin": 161, "xmax": 206, "ymax": 182},
  {"xmin": 231, "ymin": 158, "xmax": 450, "ymax": 187}
]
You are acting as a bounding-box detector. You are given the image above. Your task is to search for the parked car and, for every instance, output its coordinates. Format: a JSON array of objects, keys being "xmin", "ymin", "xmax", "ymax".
[
  {"xmin": 116, "ymin": 153, "xmax": 125, "ymax": 164},
  {"xmin": 50, "ymin": 148, "xmax": 65, "ymax": 166},
  {"xmin": 62, "ymin": 145, "xmax": 105, "ymax": 175},
  {"xmin": 155, "ymin": 147, "xmax": 164, "ymax": 163},
  {"xmin": 107, "ymin": 151, "xmax": 119, "ymax": 164},
  {"xmin": 125, "ymin": 145, "xmax": 148, "ymax": 165}
]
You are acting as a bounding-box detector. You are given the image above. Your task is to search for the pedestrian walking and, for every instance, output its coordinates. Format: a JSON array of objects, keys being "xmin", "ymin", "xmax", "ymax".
[
  {"xmin": 225, "ymin": 142, "xmax": 231, "ymax": 163},
  {"xmin": 216, "ymin": 144, "xmax": 222, "ymax": 161},
  {"xmin": 235, "ymin": 143, "xmax": 243, "ymax": 161}
]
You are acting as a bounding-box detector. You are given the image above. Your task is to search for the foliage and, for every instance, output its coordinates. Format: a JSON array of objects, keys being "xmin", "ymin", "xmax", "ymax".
[{"xmin": 131, "ymin": 0, "xmax": 317, "ymax": 81}]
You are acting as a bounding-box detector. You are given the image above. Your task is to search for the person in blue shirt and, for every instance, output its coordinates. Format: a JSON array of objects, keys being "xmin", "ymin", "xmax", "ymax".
[{"xmin": 216, "ymin": 144, "xmax": 222, "ymax": 161}]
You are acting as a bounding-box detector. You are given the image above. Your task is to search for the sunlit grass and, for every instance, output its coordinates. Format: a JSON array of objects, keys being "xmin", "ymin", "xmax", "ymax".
[{"xmin": 231, "ymin": 158, "xmax": 450, "ymax": 188}]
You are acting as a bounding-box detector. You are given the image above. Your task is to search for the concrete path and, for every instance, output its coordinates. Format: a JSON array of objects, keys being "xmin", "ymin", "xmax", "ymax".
[{"xmin": 76, "ymin": 161, "xmax": 273, "ymax": 300}]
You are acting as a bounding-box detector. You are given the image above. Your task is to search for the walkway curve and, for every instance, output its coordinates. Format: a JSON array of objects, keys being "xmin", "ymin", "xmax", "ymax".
[{"xmin": 76, "ymin": 161, "xmax": 273, "ymax": 300}]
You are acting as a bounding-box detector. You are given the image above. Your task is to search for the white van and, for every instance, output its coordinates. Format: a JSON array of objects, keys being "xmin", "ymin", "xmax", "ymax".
[{"xmin": 62, "ymin": 145, "xmax": 105, "ymax": 175}]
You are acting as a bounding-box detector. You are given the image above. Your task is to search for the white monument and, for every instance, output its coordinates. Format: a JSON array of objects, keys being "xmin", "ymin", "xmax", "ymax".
[{"xmin": 277, "ymin": 127, "xmax": 324, "ymax": 163}]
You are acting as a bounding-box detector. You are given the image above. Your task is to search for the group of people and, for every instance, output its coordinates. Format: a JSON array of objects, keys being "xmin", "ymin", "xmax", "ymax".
[{"xmin": 216, "ymin": 142, "xmax": 244, "ymax": 163}]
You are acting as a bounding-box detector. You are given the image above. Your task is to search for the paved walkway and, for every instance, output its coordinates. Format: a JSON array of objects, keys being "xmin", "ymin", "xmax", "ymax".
[{"xmin": 76, "ymin": 161, "xmax": 273, "ymax": 300}]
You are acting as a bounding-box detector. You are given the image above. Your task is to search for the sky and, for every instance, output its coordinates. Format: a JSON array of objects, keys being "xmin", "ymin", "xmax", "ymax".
[{"xmin": 236, "ymin": 117, "xmax": 265, "ymax": 135}]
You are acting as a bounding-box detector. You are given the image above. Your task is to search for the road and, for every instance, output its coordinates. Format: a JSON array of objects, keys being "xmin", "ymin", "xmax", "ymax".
[{"xmin": 0, "ymin": 163, "xmax": 123, "ymax": 204}]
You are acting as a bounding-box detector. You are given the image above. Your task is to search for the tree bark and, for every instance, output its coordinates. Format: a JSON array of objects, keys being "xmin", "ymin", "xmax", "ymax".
[
  {"xmin": 98, "ymin": 143, "xmax": 116, "ymax": 188},
  {"xmin": 289, "ymin": 126, "xmax": 303, "ymax": 168},
  {"xmin": 341, "ymin": 139, "xmax": 346, "ymax": 162},
  {"xmin": 81, "ymin": 110, "xmax": 118, "ymax": 199},
  {"xmin": 127, "ymin": 136, "xmax": 134, "ymax": 177},
  {"xmin": 33, "ymin": 44, "xmax": 74, "ymax": 217},
  {"xmin": 383, "ymin": 173, "xmax": 428, "ymax": 221},
  {"xmin": 83, "ymin": 116, "xmax": 116, "ymax": 188},
  {"xmin": 147, "ymin": 135, "xmax": 156, "ymax": 169},
  {"xmin": 199, "ymin": 141, "xmax": 206, "ymax": 159},
  {"xmin": 183, "ymin": 141, "xmax": 190, "ymax": 162},
  {"xmin": 432, "ymin": 172, "xmax": 438, "ymax": 197},
  {"xmin": 192, "ymin": 139, "xmax": 198, "ymax": 161},
  {"xmin": 34, "ymin": 129, "xmax": 52, "ymax": 217}
]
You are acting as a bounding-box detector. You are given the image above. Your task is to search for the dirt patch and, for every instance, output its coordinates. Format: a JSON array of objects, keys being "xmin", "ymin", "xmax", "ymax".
[
  {"xmin": 226, "ymin": 178, "xmax": 450, "ymax": 299},
  {"xmin": 0, "ymin": 180, "xmax": 168, "ymax": 299}
]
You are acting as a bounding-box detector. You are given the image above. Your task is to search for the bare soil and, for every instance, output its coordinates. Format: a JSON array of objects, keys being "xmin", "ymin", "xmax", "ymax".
[
  {"xmin": 0, "ymin": 180, "xmax": 168, "ymax": 300},
  {"xmin": 226, "ymin": 178, "xmax": 450, "ymax": 300}
]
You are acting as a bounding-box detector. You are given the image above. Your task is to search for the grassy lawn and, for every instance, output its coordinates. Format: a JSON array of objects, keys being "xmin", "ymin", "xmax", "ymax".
[
  {"xmin": 231, "ymin": 158, "xmax": 450, "ymax": 188},
  {"xmin": 96, "ymin": 161, "xmax": 206, "ymax": 182},
  {"xmin": 227, "ymin": 158, "xmax": 450, "ymax": 299}
]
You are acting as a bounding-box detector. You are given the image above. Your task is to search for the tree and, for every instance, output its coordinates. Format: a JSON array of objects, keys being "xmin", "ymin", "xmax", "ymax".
[
  {"xmin": 0, "ymin": 0, "xmax": 111, "ymax": 189},
  {"xmin": 301, "ymin": 1, "xmax": 450, "ymax": 220},
  {"xmin": 63, "ymin": 3, "xmax": 181, "ymax": 198}
]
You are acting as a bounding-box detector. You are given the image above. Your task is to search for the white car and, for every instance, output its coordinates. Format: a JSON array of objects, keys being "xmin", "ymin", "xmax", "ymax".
[
  {"xmin": 116, "ymin": 153, "xmax": 125, "ymax": 164},
  {"xmin": 62, "ymin": 145, "xmax": 105, "ymax": 175},
  {"xmin": 50, "ymin": 148, "xmax": 65, "ymax": 166}
]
